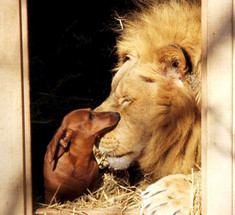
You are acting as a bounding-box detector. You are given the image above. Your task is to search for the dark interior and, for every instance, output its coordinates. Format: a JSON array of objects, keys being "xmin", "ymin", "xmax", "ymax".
[{"xmin": 28, "ymin": 0, "xmax": 137, "ymax": 204}]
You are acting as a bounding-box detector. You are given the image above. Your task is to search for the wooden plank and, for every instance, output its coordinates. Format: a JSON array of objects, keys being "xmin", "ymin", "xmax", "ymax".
[
  {"xmin": 0, "ymin": 0, "xmax": 32, "ymax": 215},
  {"xmin": 201, "ymin": 0, "xmax": 208, "ymax": 212},
  {"xmin": 20, "ymin": 0, "xmax": 33, "ymax": 214},
  {"xmin": 233, "ymin": 0, "xmax": 235, "ymax": 213},
  {"xmin": 35, "ymin": 207, "xmax": 140, "ymax": 215},
  {"xmin": 201, "ymin": 0, "xmax": 234, "ymax": 214}
]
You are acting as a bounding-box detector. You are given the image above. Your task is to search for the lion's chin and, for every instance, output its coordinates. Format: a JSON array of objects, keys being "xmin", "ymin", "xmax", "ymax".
[
  {"xmin": 106, "ymin": 154, "xmax": 134, "ymax": 170},
  {"xmin": 99, "ymin": 137, "xmax": 144, "ymax": 170}
]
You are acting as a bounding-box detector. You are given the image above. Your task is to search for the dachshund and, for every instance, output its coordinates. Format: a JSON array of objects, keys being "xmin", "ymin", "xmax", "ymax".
[{"xmin": 43, "ymin": 108, "xmax": 120, "ymax": 203}]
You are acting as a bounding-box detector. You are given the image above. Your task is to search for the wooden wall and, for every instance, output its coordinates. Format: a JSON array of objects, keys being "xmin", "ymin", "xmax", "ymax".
[
  {"xmin": 0, "ymin": 0, "xmax": 32, "ymax": 215},
  {"xmin": 202, "ymin": 0, "xmax": 234, "ymax": 214},
  {"xmin": 0, "ymin": 0, "xmax": 234, "ymax": 214}
]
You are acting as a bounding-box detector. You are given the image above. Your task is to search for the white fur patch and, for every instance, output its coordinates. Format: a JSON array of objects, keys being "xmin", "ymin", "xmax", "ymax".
[
  {"xmin": 100, "ymin": 142, "xmax": 143, "ymax": 170},
  {"xmin": 176, "ymin": 77, "xmax": 184, "ymax": 86},
  {"xmin": 106, "ymin": 155, "xmax": 134, "ymax": 170},
  {"xmin": 168, "ymin": 69, "xmax": 184, "ymax": 86}
]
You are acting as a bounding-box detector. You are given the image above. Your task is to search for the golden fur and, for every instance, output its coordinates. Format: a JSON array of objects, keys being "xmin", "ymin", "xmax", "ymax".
[{"xmin": 96, "ymin": 0, "xmax": 201, "ymax": 181}]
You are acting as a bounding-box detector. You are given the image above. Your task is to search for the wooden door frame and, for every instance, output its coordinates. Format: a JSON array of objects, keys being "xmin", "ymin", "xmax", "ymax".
[
  {"xmin": 202, "ymin": 0, "xmax": 234, "ymax": 214},
  {"xmin": 0, "ymin": 0, "xmax": 234, "ymax": 214},
  {"xmin": 0, "ymin": 0, "xmax": 32, "ymax": 214}
]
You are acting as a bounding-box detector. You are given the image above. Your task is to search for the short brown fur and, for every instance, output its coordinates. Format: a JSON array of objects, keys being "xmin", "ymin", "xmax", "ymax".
[{"xmin": 43, "ymin": 109, "xmax": 120, "ymax": 203}]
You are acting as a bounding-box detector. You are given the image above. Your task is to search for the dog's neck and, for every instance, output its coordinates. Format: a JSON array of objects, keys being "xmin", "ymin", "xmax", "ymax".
[{"xmin": 69, "ymin": 137, "xmax": 95, "ymax": 158}]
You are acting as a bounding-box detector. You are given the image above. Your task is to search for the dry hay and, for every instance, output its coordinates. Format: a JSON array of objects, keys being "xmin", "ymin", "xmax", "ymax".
[{"xmin": 40, "ymin": 148, "xmax": 201, "ymax": 214}]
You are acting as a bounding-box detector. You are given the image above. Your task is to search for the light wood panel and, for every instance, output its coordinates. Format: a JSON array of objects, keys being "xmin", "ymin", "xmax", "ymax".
[
  {"xmin": 0, "ymin": 0, "xmax": 32, "ymax": 215},
  {"xmin": 0, "ymin": 0, "xmax": 235, "ymax": 214},
  {"xmin": 202, "ymin": 0, "xmax": 234, "ymax": 214}
]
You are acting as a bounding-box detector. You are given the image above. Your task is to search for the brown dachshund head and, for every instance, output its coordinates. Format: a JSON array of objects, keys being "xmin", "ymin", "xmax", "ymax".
[{"xmin": 49, "ymin": 108, "xmax": 120, "ymax": 168}]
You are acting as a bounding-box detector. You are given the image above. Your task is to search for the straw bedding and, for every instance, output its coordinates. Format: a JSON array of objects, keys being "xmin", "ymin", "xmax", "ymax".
[{"xmin": 40, "ymin": 148, "xmax": 201, "ymax": 214}]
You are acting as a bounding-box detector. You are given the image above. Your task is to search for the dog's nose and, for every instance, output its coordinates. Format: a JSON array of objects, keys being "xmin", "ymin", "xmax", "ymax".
[{"xmin": 112, "ymin": 112, "xmax": 121, "ymax": 121}]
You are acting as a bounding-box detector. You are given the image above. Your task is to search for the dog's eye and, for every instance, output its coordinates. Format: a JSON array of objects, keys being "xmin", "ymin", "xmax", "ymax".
[{"xmin": 88, "ymin": 113, "xmax": 95, "ymax": 121}]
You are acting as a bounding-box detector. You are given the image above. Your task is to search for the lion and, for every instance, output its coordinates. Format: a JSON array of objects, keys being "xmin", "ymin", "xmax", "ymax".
[{"xmin": 95, "ymin": 0, "xmax": 201, "ymax": 214}]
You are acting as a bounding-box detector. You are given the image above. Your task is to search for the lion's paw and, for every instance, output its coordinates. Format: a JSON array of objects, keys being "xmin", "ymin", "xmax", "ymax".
[{"xmin": 141, "ymin": 174, "xmax": 192, "ymax": 215}]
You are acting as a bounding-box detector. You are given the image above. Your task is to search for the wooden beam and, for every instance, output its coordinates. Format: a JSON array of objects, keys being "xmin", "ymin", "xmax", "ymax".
[
  {"xmin": 202, "ymin": 0, "xmax": 234, "ymax": 214},
  {"xmin": 20, "ymin": 0, "xmax": 33, "ymax": 214},
  {"xmin": 35, "ymin": 207, "xmax": 140, "ymax": 215},
  {"xmin": 0, "ymin": 0, "xmax": 32, "ymax": 214},
  {"xmin": 233, "ymin": 0, "xmax": 235, "ymax": 213}
]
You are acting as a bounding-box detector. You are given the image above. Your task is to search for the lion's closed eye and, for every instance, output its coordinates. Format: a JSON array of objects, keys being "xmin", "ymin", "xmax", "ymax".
[
  {"xmin": 121, "ymin": 97, "xmax": 131, "ymax": 104},
  {"xmin": 120, "ymin": 96, "xmax": 134, "ymax": 106}
]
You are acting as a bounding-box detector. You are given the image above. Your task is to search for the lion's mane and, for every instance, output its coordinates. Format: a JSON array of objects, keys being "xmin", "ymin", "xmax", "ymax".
[{"xmin": 97, "ymin": 0, "xmax": 201, "ymax": 180}]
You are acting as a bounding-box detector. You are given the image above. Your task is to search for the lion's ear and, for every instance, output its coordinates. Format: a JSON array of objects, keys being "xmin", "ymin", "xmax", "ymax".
[{"xmin": 157, "ymin": 45, "xmax": 191, "ymax": 76}]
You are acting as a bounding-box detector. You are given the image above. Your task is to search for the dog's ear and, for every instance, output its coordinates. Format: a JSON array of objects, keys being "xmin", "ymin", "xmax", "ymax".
[
  {"xmin": 48, "ymin": 127, "xmax": 74, "ymax": 169},
  {"xmin": 157, "ymin": 45, "xmax": 192, "ymax": 77},
  {"xmin": 59, "ymin": 128, "xmax": 74, "ymax": 148},
  {"xmin": 48, "ymin": 126, "xmax": 65, "ymax": 163}
]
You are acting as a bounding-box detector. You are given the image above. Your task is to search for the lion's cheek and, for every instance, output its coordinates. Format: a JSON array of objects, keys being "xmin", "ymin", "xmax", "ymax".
[
  {"xmin": 99, "ymin": 134, "xmax": 120, "ymax": 153},
  {"xmin": 99, "ymin": 132, "xmax": 136, "ymax": 156}
]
